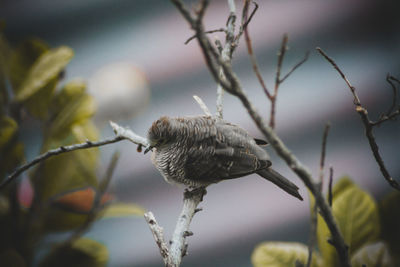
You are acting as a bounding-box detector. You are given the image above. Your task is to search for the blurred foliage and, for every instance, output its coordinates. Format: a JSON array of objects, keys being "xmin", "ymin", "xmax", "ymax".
[
  {"xmin": 39, "ymin": 238, "xmax": 108, "ymax": 267},
  {"xmin": 0, "ymin": 31, "xmax": 144, "ymax": 266},
  {"xmin": 252, "ymin": 242, "xmax": 320, "ymax": 267},
  {"xmin": 252, "ymin": 177, "xmax": 398, "ymax": 267}
]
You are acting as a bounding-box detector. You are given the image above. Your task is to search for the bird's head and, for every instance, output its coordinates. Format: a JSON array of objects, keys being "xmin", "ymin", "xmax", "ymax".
[{"xmin": 147, "ymin": 116, "xmax": 175, "ymax": 149}]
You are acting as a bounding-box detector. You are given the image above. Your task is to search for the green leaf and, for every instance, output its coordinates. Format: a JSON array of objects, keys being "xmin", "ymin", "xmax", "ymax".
[
  {"xmin": 40, "ymin": 238, "xmax": 108, "ymax": 267},
  {"xmin": 251, "ymin": 242, "xmax": 321, "ymax": 267},
  {"xmin": 379, "ymin": 191, "xmax": 400, "ymax": 265},
  {"xmin": 351, "ymin": 242, "xmax": 394, "ymax": 267},
  {"xmin": 99, "ymin": 203, "xmax": 145, "ymax": 219},
  {"xmin": 317, "ymin": 177, "xmax": 380, "ymax": 267},
  {"xmin": 32, "ymin": 121, "xmax": 99, "ymax": 201},
  {"xmin": 24, "ymin": 77, "xmax": 58, "ymax": 119},
  {"xmin": 48, "ymin": 80, "xmax": 96, "ymax": 139},
  {"xmin": 8, "ymin": 38, "xmax": 49, "ymax": 92},
  {"xmin": 15, "ymin": 46, "xmax": 73, "ymax": 102}
]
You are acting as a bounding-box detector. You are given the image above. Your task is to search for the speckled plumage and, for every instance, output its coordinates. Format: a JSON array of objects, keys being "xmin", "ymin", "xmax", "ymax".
[{"xmin": 148, "ymin": 115, "xmax": 302, "ymax": 200}]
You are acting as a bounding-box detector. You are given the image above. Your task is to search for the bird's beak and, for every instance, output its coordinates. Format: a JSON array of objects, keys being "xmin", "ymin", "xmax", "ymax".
[{"xmin": 144, "ymin": 145, "xmax": 153, "ymax": 154}]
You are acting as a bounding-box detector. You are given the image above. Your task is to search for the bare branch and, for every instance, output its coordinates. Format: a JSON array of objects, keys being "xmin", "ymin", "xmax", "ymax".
[
  {"xmin": 385, "ymin": 74, "xmax": 398, "ymax": 115},
  {"xmin": 172, "ymin": 1, "xmax": 350, "ymax": 264},
  {"xmin": 319, "ymin": 123, "xmax": 330, "ymax": 189},
  {"xmin": 144, "ymin": 212, "xmax": 170, "ymax": 266},
  {"xmin": 185, "ymin": 28, "xmax": 226, "ymax": 45},
  {"xmin": 109, "ymin": 121, "xmax": 149, "ymax": 147},
  {"xmin": 371, "ymin": 109, "xmax": 400, "ymax": 126},
  {"xmin": 0, "ymin": 122, "xmax": 148, "ymax": 191},
  {"xmin": 317, "ymin": 47, "xmax": 400, "ymax": 191},
  {"xmin": 275, "ymin": 34, "xmax": 289, "ymax": 91},
  {"xmin": 280, "ymin": 51, "xmax": 310, "ymax": 84},
  {"xmin": 307, "ymin": 123, "xmax": 330, "ymax": 267},
  {"xmin": 193, "ymin": 95, "xmax": 212, "ymax": 116},
  {"xmin": 235, "ymin": 0, "xmax": 258, "ymax": 46},
  {"xmin": 215, "ymin": 0, "xmax": 238, "ymax": 119},
  {"xmin": 169, "ymin": 187, "xmax": 206, "ymax": 266},
  {"xmin": 243, "ymin": 8, "xmax": 271, "ymax": 99},
  {"xmin": 316, "ymin": 47, "xmax": 360, "ymax": 105},
  {"xmin": 328, "ymin": 166, "xmax": 333, "ymax": 207}
]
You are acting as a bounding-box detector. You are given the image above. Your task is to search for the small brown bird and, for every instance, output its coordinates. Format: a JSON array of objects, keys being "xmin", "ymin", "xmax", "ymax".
[{"xmin": 146, "ymin": 115, "xmax": 303, "ymax": 201}]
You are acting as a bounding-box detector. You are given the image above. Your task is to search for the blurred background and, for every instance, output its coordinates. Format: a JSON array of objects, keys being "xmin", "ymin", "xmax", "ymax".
[{"xmin": 1, "ymin": 0, "xmax": 400, "ymax": 266}]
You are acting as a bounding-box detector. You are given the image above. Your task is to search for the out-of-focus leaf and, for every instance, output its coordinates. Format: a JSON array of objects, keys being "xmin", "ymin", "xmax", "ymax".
[
  {"xmin": 317, "ymin": 177, "xmax": 380, "ymax": 267},
  {"xmin": 0, "ymin": 34, "xmax": 11, "ymax": 110},
  {"xmin": 15, "ymin": 46, "xmax": 73, "ymax": 102},
  {"xmin": 0, "ymin": 116, "xmax": 17, "ymax": 150},
  {"xmin": 42, "ymin": 208, "xmax": 89, "ymax": 232},
  {"xmin": 379, "ymin": 191, "xmax": 400, "ymax": 265},
  {"xmin": 0, "ymin": 249, "xmax": 26, "ymax": 267},
  {"xmin": 8, "ymin": 38, "xmax": 49, "ymax": 92},
  {"xmin": 251, "ymin": 242, "xmax": 321, "ymax": 267},
  {"xmin": 51, "ymin": 187, "xmax": 112, "ymax": 213},
  {"xmin": 48, "ymin": 80, "xmax": 96, "ymax": 139},
  {"xmin": 0, "ymin": 195, "xmax": 9, "ymax": 216},
  {"xmin": 99, "ymin": 203, "xmax": 145, "ymax": 219},
  {"xmin": 0, "ymin": 142, "xmax": 24, "ymax": 181},
  {"xmin": 32, "ymin": 121, "xmax": 99, "ymax": 201},
  {"xmin": 39, "ymin": 238, "xmax": 108, "ymax": 267},
  {"xmin": 351, "ymin": 242, "xmax": 394, "ymax": 267},
  {"xmin": 23, "ymin": 77, "xmax": 57, "ymax": 119},
  {"xmin": 43, "ymin": 187, "xmax": 112, "ymax": 232}
]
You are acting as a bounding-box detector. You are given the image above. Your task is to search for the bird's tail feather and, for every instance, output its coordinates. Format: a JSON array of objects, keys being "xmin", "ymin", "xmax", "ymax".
[{"xmin": 257, "ymin": 168, "xmax": 303, "ymax": 201}]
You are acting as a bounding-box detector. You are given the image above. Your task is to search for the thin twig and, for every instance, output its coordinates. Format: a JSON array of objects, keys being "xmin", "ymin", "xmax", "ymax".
[
  {"xmin": 280, "ymin": 51, "xmax": 310, "ymax": 84},
  {"xmin": 215, "ymin": 0, "xmax": 237, "ymax": 119},
  {"xmin": 185, "ymin": 28, "xmax": 226, "ymax": 45},
  {"xmin": 307, "ymin": 123, "xmax": 330, "ymax": 267},
  {"xmin": 328, "ymin": 166, "xmax": 334, "ymax": 207},
  {"xmin": 193, "ymin": 95, "xmax": 212, "ymax": 116},
  {"xmin": 319, "ymin": 123, "xmax": 330, "ymax": 189},
  {"xmin": 0, "ymin": 122, "xmax": 148, "ymax": 191},
  {"xmin": 269, "ymin": 34, "xmax": 289, "ymax": 128},
  {"xmin": 144, "ymin": 212, "xmax": 170, "ymax": 266},
  {"xmin": 243, "ymin": 6, "xmax": 271, "ymax": 99},
  {"xmin": 385, "ymin": 74, "xmax": 398, "ymax": 116},
  {"xmin": 371, "ymin": 109, "xmax": 400, "ymax": 126},
  {"xmin": 172, "ymin": 1, "xmax": 350, "ymax": 265},
  {"xmin": 317, "ymin": 47, "xmax": 400, "ymax": 191},
  {"xmin": 316, "ymin": 47, "xmax": 360, "ymax": 105},
  {"xmin": 235, "ymin": 0, "xmax": 258, "ymax": 47}
]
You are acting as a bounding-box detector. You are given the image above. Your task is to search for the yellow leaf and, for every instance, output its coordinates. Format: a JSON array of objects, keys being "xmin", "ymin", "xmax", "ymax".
[
  {"xmin": 317, "ymin": 177, "xmax": 380, "ymax": 267},
  {"xmin": 48, "ymin": 80, "xmax": 96, "ymax": 139},
  {"xmin": 251, "ymin": 242, "xmax": 321, "ymax": 267},
  {"xmin": 8, "ymin": 38, "xmax": 49, "ymax": 92},
  {"xmin": 100, "ymin": 203, "xmax": 145, "ymax": 219},
  {"xmin": 351, "ymin": 242, "xmax": 394, "ymax": 267}
]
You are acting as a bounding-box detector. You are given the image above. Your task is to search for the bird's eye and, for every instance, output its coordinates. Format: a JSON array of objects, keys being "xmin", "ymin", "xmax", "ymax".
[{"xmin": 158, "ymin": 138, "xmax": 166, "ymax": 145}]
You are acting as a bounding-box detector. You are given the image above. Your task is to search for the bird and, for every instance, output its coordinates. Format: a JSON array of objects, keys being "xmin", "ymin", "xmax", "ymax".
[{"xmin": 146, "ymin": 115, "xmax": 303, "ymax": 201}]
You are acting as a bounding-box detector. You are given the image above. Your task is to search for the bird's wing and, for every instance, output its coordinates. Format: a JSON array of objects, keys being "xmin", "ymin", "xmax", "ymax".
[{"xmin": 184, "ymin": 120, "xmax": 271, "ymax": 183}]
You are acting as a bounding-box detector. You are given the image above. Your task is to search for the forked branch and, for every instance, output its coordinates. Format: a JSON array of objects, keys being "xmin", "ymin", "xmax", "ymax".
[
  {"xmin": 171, "ymin": 0, "xmax": 350, "ymax": 266},
  {"xmin": 317, "ymin": 47, "xmax": 400, "ymax": 191}
]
